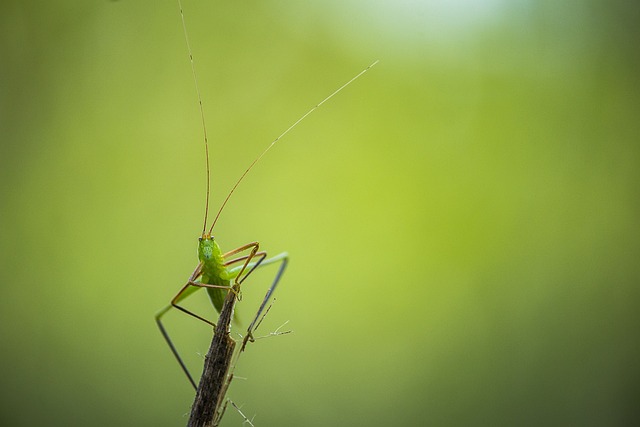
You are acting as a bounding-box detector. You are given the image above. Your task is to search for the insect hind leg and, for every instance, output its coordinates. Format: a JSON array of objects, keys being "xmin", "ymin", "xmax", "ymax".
[
  {"xmin": 155, "ymin": 262, "xmax": 227, "ymax": 390},
  {"xmin": 236, "ymin": 252, "xmax": 289, "ymax": 352},
  {"xmin": 155, "ymin": 309, "xmax": 198, "ymax": 389}
]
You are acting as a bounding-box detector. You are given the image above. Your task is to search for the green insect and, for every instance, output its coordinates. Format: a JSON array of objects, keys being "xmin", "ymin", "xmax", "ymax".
[
  {"xmin": 155, "ymin": 1, "xmax": 377, "ymax": 424},
  {"xmin": 155, "ymin": 227, "xmax": 288, "ymax": 390}
]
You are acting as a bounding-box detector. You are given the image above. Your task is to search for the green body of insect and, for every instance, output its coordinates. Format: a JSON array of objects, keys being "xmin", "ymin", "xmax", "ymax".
[{"xmin": 198, "ymin": 235, "xmax": 233, "ymax": 314}]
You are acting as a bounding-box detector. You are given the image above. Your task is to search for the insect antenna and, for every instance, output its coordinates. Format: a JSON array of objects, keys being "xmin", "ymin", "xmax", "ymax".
[
  {"xmin": 177, "ymin": 0, "xmax": 211, "ymax": 237},
  {"xmin": 208, "ymin": 59, "xmax": 379, "ymax": 233}
]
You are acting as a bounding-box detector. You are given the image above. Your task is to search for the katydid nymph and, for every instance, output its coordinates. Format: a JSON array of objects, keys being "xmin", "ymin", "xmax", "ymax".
[{"xmin": 154, "ymin": 0, "xmax": 378, "ymax": 424}]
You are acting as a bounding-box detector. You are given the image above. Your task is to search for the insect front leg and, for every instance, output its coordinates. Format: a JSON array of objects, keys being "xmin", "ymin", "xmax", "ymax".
[
  {"xmin": 222, "ymin": 242, "xmax": 264, "ymax": 288},
  {"xmin": 219, "ymin": 242, "xmax": 267, "ymax": 303}
]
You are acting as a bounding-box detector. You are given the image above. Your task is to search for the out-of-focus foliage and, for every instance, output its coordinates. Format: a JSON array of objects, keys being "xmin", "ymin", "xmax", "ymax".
[{"xmin": 1, "ymin": 0, "xmax": 638, "ymax": 425}]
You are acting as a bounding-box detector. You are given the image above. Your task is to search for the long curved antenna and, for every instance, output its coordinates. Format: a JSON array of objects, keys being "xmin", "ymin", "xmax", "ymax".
[
  {"xmin": 209, "ymin": 59, "xmax": 379, "ymax": 233},
  {"xmin": 178, "ymin": 0, "xmax": 211, "ymax": 236}
]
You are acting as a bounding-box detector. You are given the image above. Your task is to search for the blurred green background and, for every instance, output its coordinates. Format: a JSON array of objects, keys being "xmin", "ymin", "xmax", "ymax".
[{"xmin": 1, "ymin": 0, "xmax": 639, "ymax": 425}]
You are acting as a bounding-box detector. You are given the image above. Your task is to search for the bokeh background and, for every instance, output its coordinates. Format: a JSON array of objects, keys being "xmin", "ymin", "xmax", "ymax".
[{"xmin": 1, "ymin": 0, "xmax": 639, "ymax": 425}]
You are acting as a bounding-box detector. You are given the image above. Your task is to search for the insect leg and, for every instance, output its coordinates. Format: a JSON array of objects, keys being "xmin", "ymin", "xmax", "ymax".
[
  {"xmin": 224, "ymin": 250, "xmax": 267, "ymax": 286},
  {"xmin": 155, "ymin": 262, "xmax": 239, "ymax": 389},
  {"xmin": 237, "ymin": 252, "xmax": 289, "ymax": 352},
  {"xmin": 222, "ymin": 242, "xmax": 262, "ymax": 289}
]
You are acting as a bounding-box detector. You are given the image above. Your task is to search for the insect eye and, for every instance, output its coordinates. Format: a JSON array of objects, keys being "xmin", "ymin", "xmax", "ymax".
[{"xmin": 198, "ymin": 237, "xmax": 202, "ymax": 242}]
